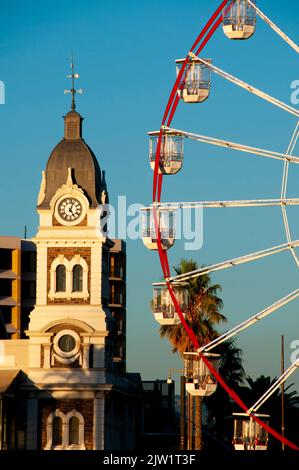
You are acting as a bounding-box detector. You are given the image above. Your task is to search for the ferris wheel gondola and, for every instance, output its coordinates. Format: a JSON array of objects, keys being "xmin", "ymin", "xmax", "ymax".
[
  {"xmin": 233, "ymin": 413, "xmax": 269, "ymax": 450},
  {"xmin": 176, "ymin": 57, "xmax": 212, "ymax": 103},
  {"xmin": 149, "ymin": 130, "xmax": 184, "ymax": 174},
  {"xmin": 222, "ymin": 0, "xmax": 257, "ymax": 40},
  {"xmin": 152, "ymin": 282, "xmax": 189, "ymax": 325},
  {"xmin": 141, "ymin": 206, "xmax": 176, "ymax": 250},
  {"xmin": 184, "ymin": 352, "xmax": 221, "ymax": 397}
]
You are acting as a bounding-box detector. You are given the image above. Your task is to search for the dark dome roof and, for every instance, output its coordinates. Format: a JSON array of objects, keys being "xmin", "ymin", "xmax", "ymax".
[
  {"xmin": 38, "ymin": 137, "xmax": 102, "ymax": 208},
  {"xmin": 38, "ymin": 109, "xmax": 103, "ymax": 209}
]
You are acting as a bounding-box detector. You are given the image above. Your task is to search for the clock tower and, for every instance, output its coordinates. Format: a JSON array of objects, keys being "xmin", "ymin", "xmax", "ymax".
[
  {"xmin": 19, "ymin": 64, "xmax": 141, "ymax": 450},
  {"xmin": 28, "ymin": 68, "xmax": 112, "ymax": 347}
]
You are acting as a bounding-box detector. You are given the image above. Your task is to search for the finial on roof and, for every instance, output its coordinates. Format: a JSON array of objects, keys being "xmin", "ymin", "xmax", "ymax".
[
  {"xmin": 66, "ymin": 167, "xmax": 74, "ymax": 186},
  {"xmin": 64, "ymin": 55, "xmax": 83, "ymax": 111}
]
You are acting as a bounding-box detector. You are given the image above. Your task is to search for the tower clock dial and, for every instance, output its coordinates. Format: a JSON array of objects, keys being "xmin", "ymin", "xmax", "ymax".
[{"xmin": 57, "ymin": 197, "xmax": 82, "ymax": 222}]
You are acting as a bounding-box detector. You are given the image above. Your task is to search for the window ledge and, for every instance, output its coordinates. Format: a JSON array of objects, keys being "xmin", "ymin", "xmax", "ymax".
[
  {"xmin": 48, "ymin": 291, "xmax": 89, "ymax": 300},
  {"xmin": 45, "ymin": 444, "xmax": 86, "ymax": 450},
  {"xmin": 48, "ymin": 291, "xmax": 67, "ymax": 299},
  {"xmin": 71, "ymin": 292, "xmax": 89, "ymax": 299},
  {"xmin": 66, "ymin": 444, "xmax": 86, "ymax": 450}
]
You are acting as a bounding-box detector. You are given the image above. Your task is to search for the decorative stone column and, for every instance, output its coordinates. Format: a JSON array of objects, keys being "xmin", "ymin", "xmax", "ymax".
[
  {"xmin": 82, "ymin": 338, "xmax": 90, "ymax": 369},
  {"xmin": 43, "ymin": 344, "xmax": 51, "ymax": 368},
  {"xmin": 93, "ymin": 392, "xmax": 105, "ymax": 450}
]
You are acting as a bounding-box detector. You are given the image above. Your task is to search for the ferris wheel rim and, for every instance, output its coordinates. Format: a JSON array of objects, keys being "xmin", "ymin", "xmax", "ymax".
[{"xmin": 150, "ymin": 0, "xmax": 299, "ymax": 450}]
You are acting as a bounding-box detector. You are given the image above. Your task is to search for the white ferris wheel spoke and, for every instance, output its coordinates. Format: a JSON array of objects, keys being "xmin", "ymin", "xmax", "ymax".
[
  {"xmin": 156, "ymin": 198, "xmax": 299, "ymax": 210},
  {"xmin": 199, "ymin": 288, "xmax": 299, "ymax": 353},
  {"xmin": 281, "ymin": 121, "xmax": 299, "ymax": 266},
  {"xmin": 247, "ymin": 0, "xmax": 299, "ymax": 54},
  {"xmin": 162, "ymin": 126, "xmax": 299, "ymax": 164},
  {"xmin": 281, "ymin": 122, "xmax": 299, "ymax": 200},
  {"xmin": 189, "ymin": 53, "xmax": 299, "ymax": 118},
  {"xmin": 167, "ymin": 240, "xmax": 299, "ymax": 283},
  {"xmin": 249, "ymin": 360, "xmax": 299, "ymax": 413}
]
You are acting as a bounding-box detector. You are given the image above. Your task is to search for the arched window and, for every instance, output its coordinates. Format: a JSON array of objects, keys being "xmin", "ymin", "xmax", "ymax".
[
  {"xmin": 45, "ymin": 409, "xmax": 85, "ymax": 450},
  {"xmin": 56, "ymin": 265, "xmax": 66, "ymax": 292},
  {"xmin": 52, "ymin": 416, "xmax": 63, "ymax": 446},
  {"xmin": 69, "ymin": 416, "xmax": 79, "ymax": 445},
  {"xmin": 72, "ymin": 265, "xmax": 83, "ymax": 292},
  {"xmin": 49, "ymin": 256, "xmax": 88, "ymax": 300}
]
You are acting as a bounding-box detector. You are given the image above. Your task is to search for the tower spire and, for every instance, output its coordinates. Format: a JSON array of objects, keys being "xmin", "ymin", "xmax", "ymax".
[{"xmin": 64, "ymin": 55, "xmax": 83, "ymax": 111}]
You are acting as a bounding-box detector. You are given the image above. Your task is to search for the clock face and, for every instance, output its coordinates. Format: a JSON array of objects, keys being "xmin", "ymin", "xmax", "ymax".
[{"xmin": 57, "ymin": 198, "xmax": 83, "ymax": 222}]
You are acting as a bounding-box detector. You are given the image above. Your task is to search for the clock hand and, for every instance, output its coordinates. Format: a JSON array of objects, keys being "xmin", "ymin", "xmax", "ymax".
[{"xmin": 66, "ymin": 204, "xmax": 73, "ymax": 216}]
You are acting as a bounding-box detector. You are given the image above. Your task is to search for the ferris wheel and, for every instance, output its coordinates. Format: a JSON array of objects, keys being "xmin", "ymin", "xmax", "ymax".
[{"xmin": 142, "ymin": 0, "xmax": 299, "ymax": 451}]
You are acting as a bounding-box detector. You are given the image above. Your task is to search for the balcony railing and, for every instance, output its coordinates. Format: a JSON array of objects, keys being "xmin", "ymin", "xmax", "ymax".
[{"xmin": 152, "ymin": 304, "xmax": 189, "ymax": 317}]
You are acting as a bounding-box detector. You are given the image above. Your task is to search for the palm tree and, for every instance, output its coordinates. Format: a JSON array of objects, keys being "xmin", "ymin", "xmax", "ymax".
[{"xmin": 160, "ymin": 259, "xmax": 226, "ymax": 450}]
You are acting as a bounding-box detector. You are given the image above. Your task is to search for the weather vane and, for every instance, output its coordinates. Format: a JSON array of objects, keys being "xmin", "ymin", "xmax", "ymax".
[{"xmin": 64, "ymin": 55, "xmax": 83, "ymax": 111}]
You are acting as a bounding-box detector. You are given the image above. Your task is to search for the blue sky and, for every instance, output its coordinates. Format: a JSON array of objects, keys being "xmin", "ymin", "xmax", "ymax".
[{"xmin": 0, "ymin": 0, "xmax": 299, "ymax": 394}]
